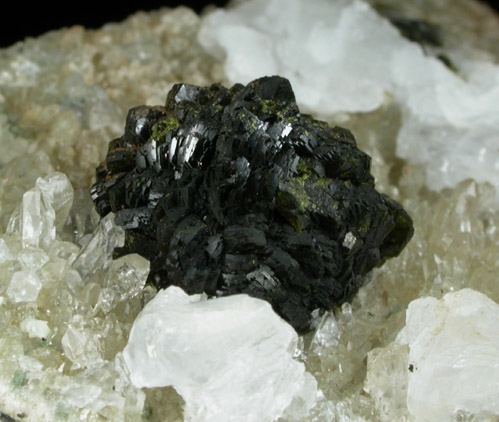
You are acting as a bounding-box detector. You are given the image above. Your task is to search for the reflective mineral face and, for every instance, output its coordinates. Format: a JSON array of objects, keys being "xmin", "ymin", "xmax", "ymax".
[{"xmin": 92, "ymin": 76, "xmax": 414, "ymax": 331}]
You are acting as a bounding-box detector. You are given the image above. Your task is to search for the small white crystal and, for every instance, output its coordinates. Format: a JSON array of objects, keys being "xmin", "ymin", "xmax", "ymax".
[
  {"xmin": 397, "ymin": 289, "xmax": 499, "ymax": 421},
  {"xmin": 342, "ymin": 232, "xmax": 357, "ymax": 250},
  {"xmin": 123, "ymin": 286, "xmax": 317, "ymax": 422},
  {"xmin": 95, "ymin": 288, "xmax": 117, "ymax": 314},
  {"xmin": 62, "ymin": 384, "xmax": 103, "ymax": 408},
  {"xmin": 20, "ymin": 317, "xmax": 50, "ymax": 339},
  {"xmin": 7, "ymin": 270, "xmax": 42, "ymax": 303},
  {"xmin": 64, "ymin": 268, "xmax": 84, "ymax": 293}
]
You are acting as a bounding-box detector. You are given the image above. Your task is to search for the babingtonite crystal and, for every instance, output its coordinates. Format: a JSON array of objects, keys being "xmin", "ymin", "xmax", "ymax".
[{"xmin": 91, "ymin": 76, "xmax": 414, "ymax": 331}]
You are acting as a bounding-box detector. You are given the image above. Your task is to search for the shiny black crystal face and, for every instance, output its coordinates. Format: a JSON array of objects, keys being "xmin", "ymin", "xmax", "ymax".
[{"xmin": 91, "ymin": 76, "xmax": 414, "ymax": 332}]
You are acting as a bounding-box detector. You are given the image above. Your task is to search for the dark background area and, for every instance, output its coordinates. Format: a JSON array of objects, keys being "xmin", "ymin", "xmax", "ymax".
[
  {"xmin": 1, "ymin": 0, "xmax": 498, "ymax": 48},
  {"xmin": 0, "ymin": 0, "xmax": 230, "ymax": 48}
]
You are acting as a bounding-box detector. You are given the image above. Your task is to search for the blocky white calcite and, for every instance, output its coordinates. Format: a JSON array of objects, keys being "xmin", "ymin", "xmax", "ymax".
[
  {"xmin": 199, "ymin": 0, "xmax": 499, "ymax": 193},
  {"xmin": 365, "ymin": 289, "xmax": 499, "ymax": 422},
  {"xmin": 399, "ymin": 289, "xmax": 499, "ymax": 421},
  {"xmin": 123, "ymin": 286, "xmax": 317, "ymax": 422}
]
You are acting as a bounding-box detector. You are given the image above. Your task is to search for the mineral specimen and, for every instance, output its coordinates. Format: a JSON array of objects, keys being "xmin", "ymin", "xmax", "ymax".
[
  {"xmin": 123, "ymin": 285, "xmax": 317, "ymax": 422},
  {"xmin": 365, "ymin": 289, "xmax": 499, "ymax": 422},
  {"xmin": 1, "ymin": 0, "xmax": 498, "ymax": 420},
  {"xmin": 92, "ymin": 75, "xmax": 414, "ymax": 331}
]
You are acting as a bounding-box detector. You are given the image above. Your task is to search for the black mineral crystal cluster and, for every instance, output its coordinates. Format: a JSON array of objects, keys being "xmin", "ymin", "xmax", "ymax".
[{"xmin": 91, "ymin": 76, "xmax": 414, "ymax": 331}]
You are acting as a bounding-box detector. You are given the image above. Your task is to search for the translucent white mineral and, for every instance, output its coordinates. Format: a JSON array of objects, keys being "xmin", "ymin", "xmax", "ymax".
[
  {"xmin": 366, "ymin": 289, "xmax": 499, "ymax": 422},
  {"xmin": 7, "ymin": 172, "xmax": 73, "ymax": 249},
  {"xmin": 309, "ymin": 311, "xmax": 341, "ymax": 356},
  {"xmin": 18, "ymin": 247, "xmax": 50, "ymax": 270},
  {"xmin": 36, "ymin": 172, "xmax": 74, "ymax": 231},
  {"xmin": 20, "ymin": 317, "xmax": 50, "ymax": 339},
  {"xmin": 199, "ymin": 0, "xmax": 499, "ymax": 193},
  {"xmin": 104, "ymin": 254, "xmax": 150, "ymax": 302},
  {"xmin": 62, "ymin": 323, "xmax": 104, "ymax": 370},
  {"xmin": 400, "ymin": 289, "xmax": 499, "ymax": 421},
  {"xmin": 364, "ymin": 342, "xmax": 410, "ymax": 422},
  {"xmin": 123, "ymin": 286, "xmax": 317, "ymax": 422},
  {"xmin": 6, "ymin": 270, "xmax": 43, "ymax": 303},
  {"xmin": 73, "ymin": 213, "xmax": 125, "ymax": 277},
  {"xmin": 0, "ymin": 238, "xmax": 15, "ymax": 264}
]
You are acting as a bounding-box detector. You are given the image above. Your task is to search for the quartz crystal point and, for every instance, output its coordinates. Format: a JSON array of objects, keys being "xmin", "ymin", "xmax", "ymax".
[
  {"xmin": 7, "ymin": 172, "xmax": 73, "ymax": 249},
  {"xmin": 123, "ymin": 286, "xmax": 317, "ymax": 422},
  {"xmin": 92, "ymin": 76, "xmax": 414, "ymax": 331},
  {"xmin": 72, "ymin": 213, "xmax": 125, "ymax": 277}
]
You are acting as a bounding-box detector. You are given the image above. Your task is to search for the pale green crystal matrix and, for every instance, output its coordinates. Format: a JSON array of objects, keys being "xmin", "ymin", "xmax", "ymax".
[{"xmin": 0, "ymin": 1, "xmax": 497, "ymax": 422}]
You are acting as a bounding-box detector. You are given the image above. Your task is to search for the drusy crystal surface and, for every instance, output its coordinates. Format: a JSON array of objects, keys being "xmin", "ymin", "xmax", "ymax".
[{"xmin": 92, "ymin": 76, "xmax": 413, "ymax": 331}]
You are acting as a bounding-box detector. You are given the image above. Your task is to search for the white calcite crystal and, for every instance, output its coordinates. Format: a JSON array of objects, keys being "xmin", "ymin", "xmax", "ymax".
[
  {"xmin": 199, "ymin": 0, "xmax": 499, "ymax": 193},
  {"xmin": 20, "ymin": 317, "xmax": 50, "ymax": 339},
  {"xmin": 399, "ymin": 289, "xmax": 499, "ymax": 421},
  {"xmin": 365, "ymin": 289, "xmax": 499, "ymax": 422},
  {"xmin": 123, "ymin": 286, "xmax": 317, "ymax": 422}
]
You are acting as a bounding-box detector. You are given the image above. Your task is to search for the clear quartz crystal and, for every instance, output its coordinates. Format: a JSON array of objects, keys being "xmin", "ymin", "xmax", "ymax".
[
  {"xmin": 18, "ymin": 247, "xmax": 50, "ymax": 270},
  {"xmin": 21, "ymin": 189, "xmax": 53, "ymax": 248},
  {"xmin": 364, "ymin": 343, "xmax": 411, "ymax": 422},
  {"xmin": 309, "ymin": 312, "xmax": 341, "ymax": 355},
  {"xmin": 6, "ymin": 270, "xmax": 43, "ymax": 303},
  {"xmin": 0, "ymin": 237, "xmax": 15, "ymax": 264},
  {"xmin": 73, "ymin": 213, "xmax": 125, "ymax": 277},
  {"xmin": 36, "ymin": 173, "xmax": 74, "ymax": 231},
  {"xmin": 105, "ymin": 254, "xmax": 150, "ymax": 302},
  {"xmin": 62, "ymin": 323, "xmax": 104, "ymax": 370},
  {"xmin": 0, "ymin": 171, "xmax": 149, "ymax": 419},
  {"xmin": 7, "ymin": 172, "xmax": 73, "ymax": 249}
]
